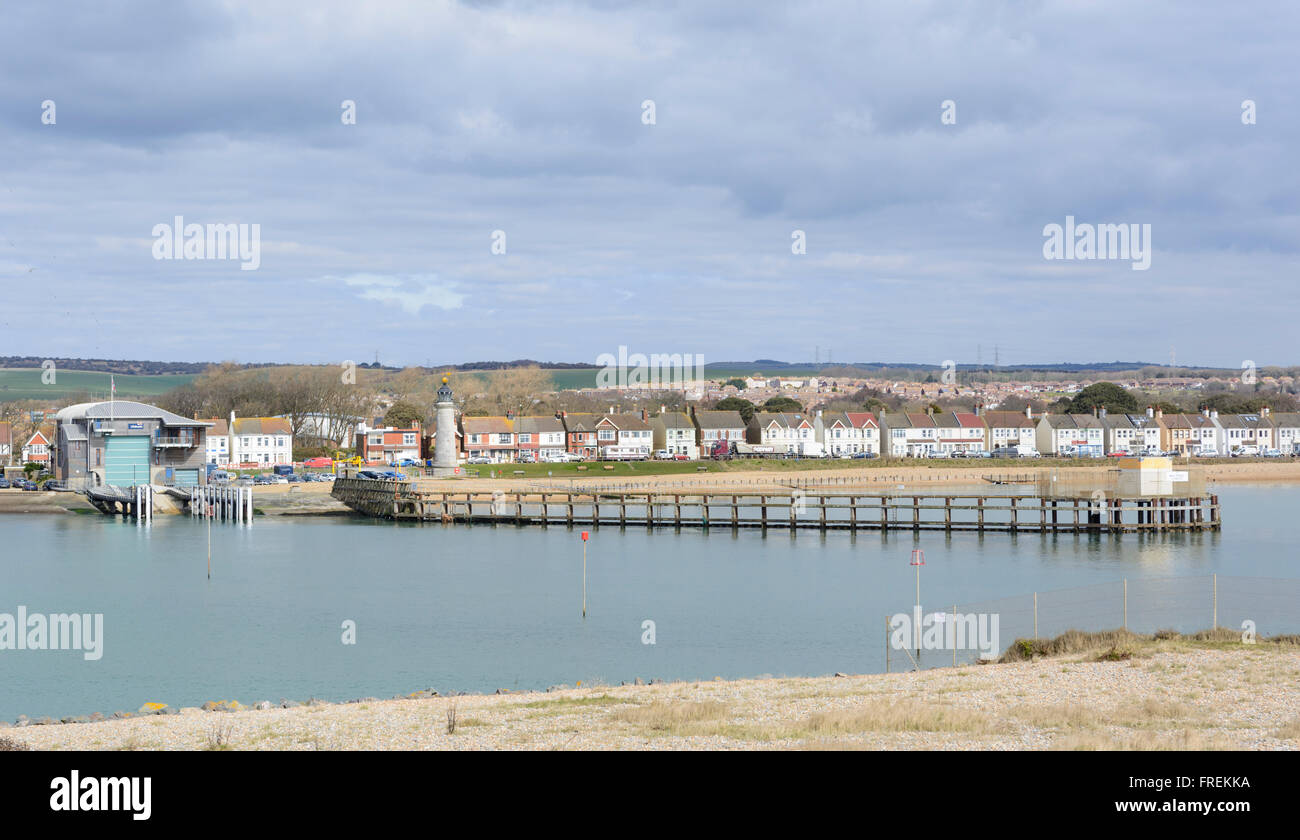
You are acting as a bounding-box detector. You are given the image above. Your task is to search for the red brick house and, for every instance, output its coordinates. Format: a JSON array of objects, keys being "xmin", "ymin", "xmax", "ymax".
[
  {"xmin": 358, "ymin": 422, "xmax": 422, "ymax": 464},
  {"xmin": 461, "ymin": 416, "xmax": 517, "ymax": 463}
]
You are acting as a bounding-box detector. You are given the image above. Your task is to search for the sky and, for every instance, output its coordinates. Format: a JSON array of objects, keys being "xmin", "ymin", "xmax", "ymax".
[{"xmin": 0, "ymin": 0, "xmax": 1297, "ymax": 369}]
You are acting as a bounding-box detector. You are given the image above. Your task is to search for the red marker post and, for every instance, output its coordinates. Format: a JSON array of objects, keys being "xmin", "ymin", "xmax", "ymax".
[
  {"xmin": 910, "ymin": 549, "xmax": 925, "ymax": 659},
  {"xmin": 581, "ymin": 531, "xmax": 589, "ymax": 618}
]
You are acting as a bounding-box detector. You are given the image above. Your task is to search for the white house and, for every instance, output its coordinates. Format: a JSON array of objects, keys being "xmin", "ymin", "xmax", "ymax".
[
  {"xmin": 748, "ymin": 412, "xmax": 820, "ymax": 455},
  {"xmin": 1035, "ymin": 414, "xmax": 1104, "ymax": 457},
  {"xmin": 204, "ymin": 412, "xmax": 293, "ymax": 466},
  {"xmin": 1217, "ymin": 410, "xmax": 1274, "ymax": 454},
  {"xmin": 820, "ymin": 411, "xmax": 880, "ymax": 456},
  {"xmin": 933, "ymin": 411, "xmax": 986, "ymax": 455},
  {"xmin": 651, "ymin": 413, "xmax": 700, "ymax": 459},
  {"xmin": 982, "ymin": 409, "xmax": 1038, "ymax": 454},
  {"xmin": 879, "ymin": 412, "xmax": 942, "ymax": 457},
  {"xmin": 1270, "ymin": 412, "xmax": 1300, "ymax": 455},
  {"xmin": 691, "ymin": 409, "xmax": 748, "ymax": 456},
  {"xmin": 1100, "ymin": 410, "xmax": 1162, "ymax": 455}
]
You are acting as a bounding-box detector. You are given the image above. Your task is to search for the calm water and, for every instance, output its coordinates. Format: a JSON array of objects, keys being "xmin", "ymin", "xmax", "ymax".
[{"xmin": 1, "ymin": 484, "xmax": 1297, "ymax": 720}]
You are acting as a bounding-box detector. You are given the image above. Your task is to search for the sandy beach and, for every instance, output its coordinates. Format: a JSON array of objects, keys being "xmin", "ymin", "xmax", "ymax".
[{"xmin": 6, "ymin": 639, "xmax": 1298, "ymax": 751}]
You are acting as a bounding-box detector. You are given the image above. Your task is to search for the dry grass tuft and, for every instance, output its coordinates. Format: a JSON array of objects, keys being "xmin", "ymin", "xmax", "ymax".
[
  {"xmin": 1052, "ymin": 728, "xmax": 1229, "ymax": 751},
  {"xmin": 798, "ymin": 701, "xmax": 992, "ymax": 736},
  {"xmin": 613, "ymin": 701, "xmax": 730, "ymax": 735}
]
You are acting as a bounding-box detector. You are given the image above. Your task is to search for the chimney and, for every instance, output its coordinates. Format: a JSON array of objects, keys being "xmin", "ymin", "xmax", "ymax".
[
  {"xmin": 1026, "ymin": 405, "xmax": 1033, "ymax": 420},
  {"xmin": 1202, "ymin": 406, "xmax": 1209, "ymax": 417},
  {"xmin": 1146, "ymin": 405, "xmax": 1154, "ymax": 418},
  {"xmin": 1099, "ymin": 407, "xmax": 1107, "ymax": 418},
  {"xmin": 641, "ymin": 408, "xmax": 648, "ymax": 422},
  {"xmin": 1155, "ymin": 407, "xmax": 1163, "ymax": 419},
  {"xmin": 1262, "ymin": 406, "xmax": 1271, "ymax": 416},
  {"xmin": 1211, "ymin": 410, "xmax": 1218, "ymax": 419}
]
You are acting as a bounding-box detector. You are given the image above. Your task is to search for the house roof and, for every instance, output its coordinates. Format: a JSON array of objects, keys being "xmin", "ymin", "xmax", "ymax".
[
  {"xmin": 514, "ymin": 415, "xmax": 566, "ymax": 434},
  {"xmin": 843, "ymin": 412, "xmax": 879, "ymax": 429},
  {"xmin": 933, "ymin": 411, "xmax": 983, "ymax": 429},
  {"xmin": 982, "ymin": 411, "xmax": 1034, "ymax": 429},
  {"xmin": 0, "ymin": 422, "xmax": 10, "ymax": 446},
  {"xmin": 57, "ymin": 400, "xmax": 211, "ymax": 427},
  {"xmin": 1269, "ymin": 412, "xmax": 1300, "ymax": 428},
  {"xmin": 655, "ymin": 413, "xmax": 695, "ymax": 429},
  {"xmin": 758, "ymin": 412, "xmax": 812, "ymax": 429},
  {"xmin": 692, "ymin": 410, "xmax": 746, "ymax": 430},
  {"xmin": 597, "ymin": 413, "xmax": 651, "ymax": 432},
  {"xmin": 462, "ymin": 417, "xmax": 515, "ymax": 435},
  {"xmin": 560, "ymin": 413, "xmax": 599, "ymax": 433}
]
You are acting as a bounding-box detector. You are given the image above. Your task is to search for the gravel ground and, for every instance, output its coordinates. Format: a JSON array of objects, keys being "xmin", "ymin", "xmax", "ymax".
[{"xmin": 7, "ymin": 646, "xmax": 1298, "ymax": 751}]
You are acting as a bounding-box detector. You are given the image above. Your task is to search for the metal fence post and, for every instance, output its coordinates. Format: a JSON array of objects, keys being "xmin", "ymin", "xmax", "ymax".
[{"xmin": 952, "ymin": 604, "xmax": 957, "ymax": 667}]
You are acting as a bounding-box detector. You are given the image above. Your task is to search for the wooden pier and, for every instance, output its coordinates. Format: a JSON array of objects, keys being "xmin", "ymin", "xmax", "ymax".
[{"xmin": 331, "ymin": 478, "xmax": 1221, "ymax": 533}]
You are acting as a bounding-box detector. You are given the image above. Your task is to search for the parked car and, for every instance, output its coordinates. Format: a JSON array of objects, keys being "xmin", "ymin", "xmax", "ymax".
[
  {"xmin": 20, "ymin": 480, "xmax": 39, "ymax": 491},
  {"xmin": 0, "ymin": 478, "xmax": 9, "ymax": 489},
  {"xmin": 253, "ymin": 475, "xmax": 274, "ymax": 485},
  {"xmin": 304, "ymin": 457, "xmax": 334, "ymax": 468},
  {"xmin": 850, "ymin": 452, "xmax": 878, "ymax": 459},
  {"xmin": 395, "ymin": 458, "xmax": 420, "ymax": 466},
  {"xmin": 467, "ymin": 456, "xmax": 492, "ymax": 465},
  {"xmin": 273, "ymin": 464, "xmax": 294, "ymax": 476},
  {"xmin": 653, "ymin": 450, "xmax": 673, "ymax": 460},
  {"xmin": 1263, "ymin": 448, "xmax": 1283, "ymax": 458}
]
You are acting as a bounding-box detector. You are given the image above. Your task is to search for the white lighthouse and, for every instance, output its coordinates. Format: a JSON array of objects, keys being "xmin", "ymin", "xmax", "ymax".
[{"xmin": 432, "ymin": 375, "xmax": 458, "ymax": 476}]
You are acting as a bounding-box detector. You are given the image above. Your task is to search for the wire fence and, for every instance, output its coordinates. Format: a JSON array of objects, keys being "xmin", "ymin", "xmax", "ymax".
[{"xmin": 888, "ymin": 575, "xmax": 1299, "ymax": 671}]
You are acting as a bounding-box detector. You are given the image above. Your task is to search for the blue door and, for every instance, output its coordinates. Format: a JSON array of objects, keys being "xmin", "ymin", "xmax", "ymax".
[{"xmin": 105, "ymin": 436, "xmax": 151, "ymax": 486}]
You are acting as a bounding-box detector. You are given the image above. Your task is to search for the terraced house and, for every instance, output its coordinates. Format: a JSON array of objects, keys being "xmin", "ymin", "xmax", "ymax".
[
  {"xmin": 514, "ymin": 415, "xmax": 567, "ymax": 461},
  {"xmin": 651, "ymin": 412, "xmax": 699, "ymax": 459},
  {"xmin": 358, "ymin": 422, "xmax": 422, "ymax": 464},
  {"xmin": 820, "ymin": 411, "xmax": 880, "ymax": 456},
  {"xmin": 203, "ymin": 413, "xmax": 294, "ymax": 466},
  {"xmin": 1099, "ymin": 409, "xmax": 1163, "ymax": 455},
  {"xmin": 981, "ymin": 409, "xmax": 1037, "ymax": 454},
  {"xmin": 594, "ymin": 412, "xmax": 654, "ymax": 458},
  {"xmin": 558, "ymin": 413, "xmax": 600, "ymax": 459},
  {"xmin": 461, "ymin": 416, "xmax": 516, "ymax": 463},
  {"xmin": 1035, "ymin": 413, "xmax": 1104, "ymax": 457},
  {"xmin": 879, "ymin": 412, "xmax": 940, "ymax": 457},
  {"xmin": 690, "ymin": 409, "xmax": 747, "ymax": 456},
  {"xmin": 1216, "ymin": 409, "xmax": 1273, "ymax": 455},
  {"xmin": 748, "ymin": 412, "xmax": 819, "ymax": 456},
  {"xmin": 1270, "ymin": 412, "xmax": 1300, "ymax": 455},
  {"xmin": 932, "ymin": 410, "xmax": 986, "ymax": 455}
]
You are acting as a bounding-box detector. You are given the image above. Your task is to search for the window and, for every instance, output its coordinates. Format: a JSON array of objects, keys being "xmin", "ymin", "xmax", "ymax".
[
  {"xmin": 519, "ymin": 434, "xmax": 531, "ymax": 443},
  {"xmin": 497, "ymin": 434, "xmax": 511, "ymax": 445},
  {"xmin": 599, "ymin": 430, "xmax": 614, "ymax": 441},
  {"xmin": 403, "ymin": 433, "xmax": 416, "ymax": 445}
]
